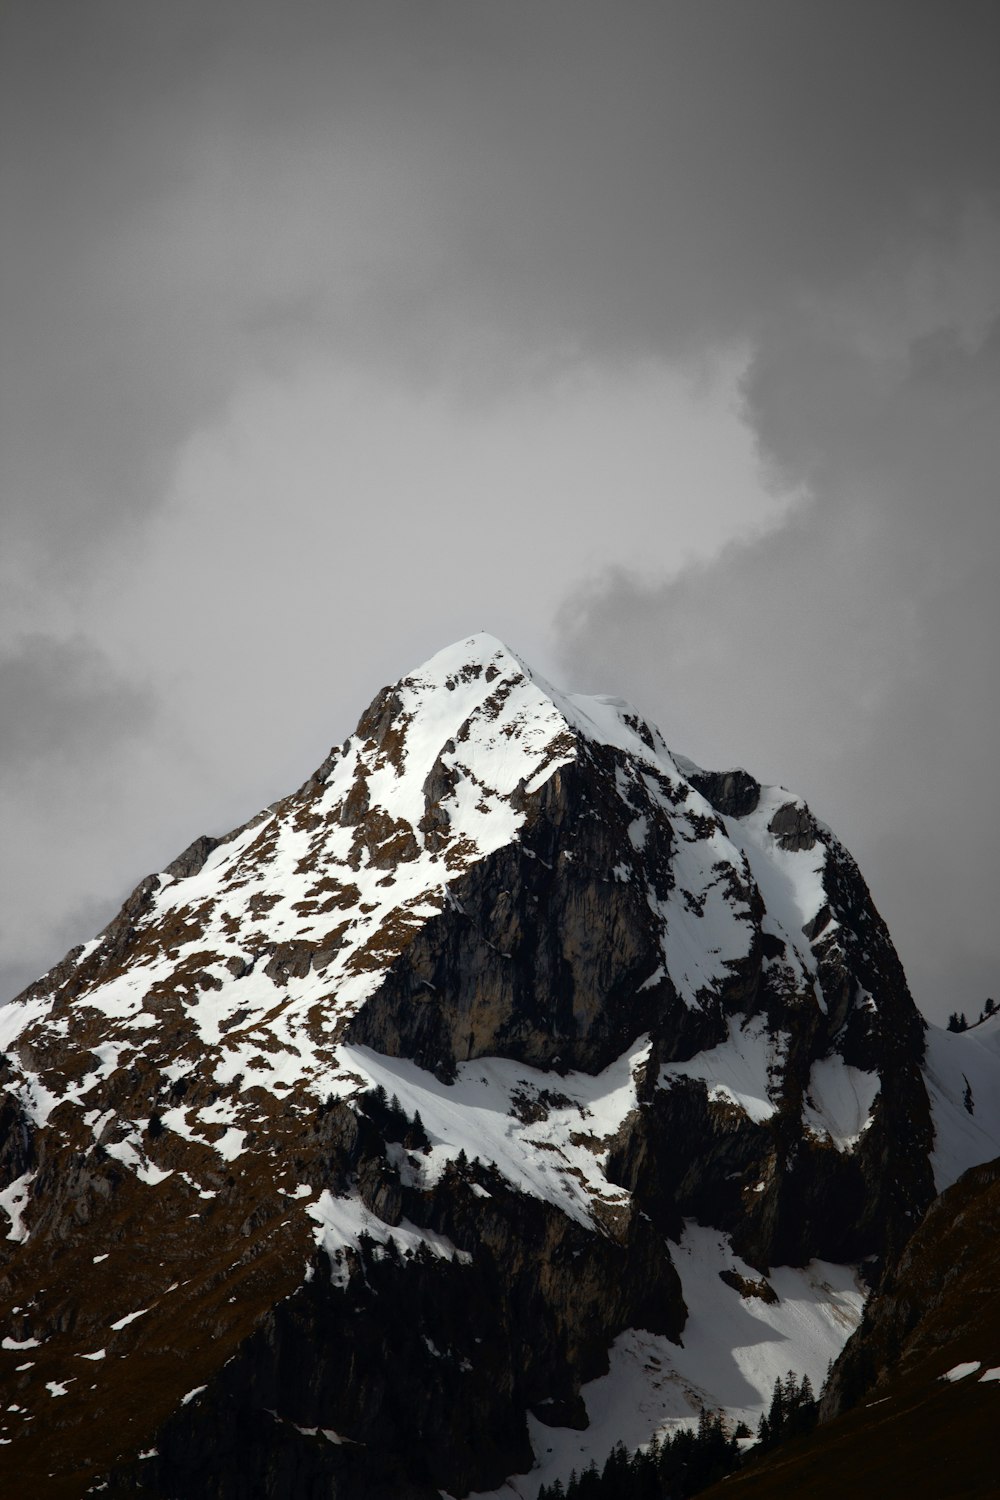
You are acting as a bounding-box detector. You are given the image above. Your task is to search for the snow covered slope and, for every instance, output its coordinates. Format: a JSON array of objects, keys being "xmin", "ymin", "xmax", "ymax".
[
  {"xmin": 923, "ymin": 1012, "xmax": 1000, "ymax": 1190},
  {"xmin": 0, "ymin": 633, "xmax": 981, "ymax": 1500}
]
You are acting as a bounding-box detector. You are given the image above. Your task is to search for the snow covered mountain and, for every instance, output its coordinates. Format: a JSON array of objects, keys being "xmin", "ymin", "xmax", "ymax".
[{"xmin": 1, "ymin": 634, "xmax": 997, "ymax": 1499}]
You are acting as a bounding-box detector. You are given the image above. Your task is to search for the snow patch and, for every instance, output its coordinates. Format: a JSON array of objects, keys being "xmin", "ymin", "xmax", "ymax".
[
  {"xmin": 941, "ymin": 1361, "xmax": 981, "ymax": 1382},
  {"xmin": 0, "ymin": 1171, "xmax": 34, "ymax": 1242},
  {"xmin": 802, "ymin": 1057, "xmax": 880, "ymax": 1150},
  {"xmin": 308, "ymin": 1191, "xmax": 469, "ymax": 1286},
  {"xmin": 109, "ymin": 1306, "xmax": 150, "ymax": 1331},
  {"xmin": 924, "ymin": 1015, "xmax": 1000, "ymax": 1190},
  {"xmin": 660, "ymin": 1017, "xmax": 783, "ymax": 1124},
  {"xmin": 335, "ymin": 1037, "xmax": 645, "ymax": 1229}
]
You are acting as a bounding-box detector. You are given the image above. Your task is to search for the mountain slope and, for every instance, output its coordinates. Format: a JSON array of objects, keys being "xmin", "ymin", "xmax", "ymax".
[
  {"xmin": 0, "ymin": 634, "xmax": 974, "ymax": 1498},
  {"xmin": 700, "ymin": 1141, "xmax": 1000, "ymax": 1500}
]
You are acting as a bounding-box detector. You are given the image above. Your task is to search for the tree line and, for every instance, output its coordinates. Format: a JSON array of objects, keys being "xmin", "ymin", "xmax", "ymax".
[
  {"xmin": 535, "ymin": 1372, "xmax": 817, "ymax": 1500},
  {"xmin": 947, "ymin": 996, "xmax": 996, "ymax": 1031}
]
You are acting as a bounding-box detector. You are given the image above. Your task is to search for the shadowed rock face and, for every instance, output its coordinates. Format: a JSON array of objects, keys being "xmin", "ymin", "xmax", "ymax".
[
  {"xmin": 820, "ymin": 1155, "xmax": 1000, "ymax": 1424},
  {"xmin": 0, "ymin": 635, "xmax": 941, "ymax": 1498},
  {"xmin": 348, "ymin": 728, "xmax": 935, "ymax": 1271},
  {"xmin": 345, "ymin": 744, "xmax": 680, "ymax": 1080}
]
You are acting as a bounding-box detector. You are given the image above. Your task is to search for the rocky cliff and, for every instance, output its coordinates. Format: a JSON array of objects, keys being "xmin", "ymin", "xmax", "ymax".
[{"xmin": 0, "ymin": 634, "xmax": 973, "ymax": 1498}]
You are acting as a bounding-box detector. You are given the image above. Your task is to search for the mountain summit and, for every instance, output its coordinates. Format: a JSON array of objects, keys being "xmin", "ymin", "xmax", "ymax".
[{"xmin": 0, "ymin": 635, "xmax": 996, "ymax": 1498}]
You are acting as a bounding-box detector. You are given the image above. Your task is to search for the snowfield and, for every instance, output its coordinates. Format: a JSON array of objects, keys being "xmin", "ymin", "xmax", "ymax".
[
  {"xmin": 467, "ymin": 1223, "xmax": 865, "ymax": 1499},
  {"xmin": 923, "ymin": 1011, "xmax": 1000, "ymax": 1190}
]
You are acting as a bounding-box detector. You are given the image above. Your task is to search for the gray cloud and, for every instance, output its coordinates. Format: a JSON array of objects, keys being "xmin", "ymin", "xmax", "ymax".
[
  {"xmin": 0, "ymin": 893, "xmax": 116, "ymax": 1018},
  {"xmin": 0, "ymin": 637, "xmax": 159, "ymax": 998},
  {"xmin": 0, "ymin": 635, "xmax": 152, "ymax": 770},
  {"xmin": 4, "ymin": 2, "xmax": 999, "ymax": 567}
]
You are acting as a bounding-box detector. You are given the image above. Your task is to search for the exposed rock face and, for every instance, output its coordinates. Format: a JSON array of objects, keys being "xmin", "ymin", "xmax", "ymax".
[
  {"xmin": 344, "ymin": 744, "xmax": 680, "ymax": 1079},
  {"xmin": 822, "ymin": 1155, "xmax": 1000, "ymax": 1420},
  {"xmin": 0, "ymin": 634, "xmax": 954, "ymax": 1498}
]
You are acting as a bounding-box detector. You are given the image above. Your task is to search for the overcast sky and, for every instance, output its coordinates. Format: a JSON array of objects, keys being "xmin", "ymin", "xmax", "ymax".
[{"xmin": 2, "ymin": 1, "xmax": 997, "ymax": 1024}]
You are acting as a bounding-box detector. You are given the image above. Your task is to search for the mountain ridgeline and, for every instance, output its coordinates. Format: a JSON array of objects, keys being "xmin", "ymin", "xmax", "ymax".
[{"xmin": 0, "ymin": 635, "xmax": 994, "ymax": 1499}]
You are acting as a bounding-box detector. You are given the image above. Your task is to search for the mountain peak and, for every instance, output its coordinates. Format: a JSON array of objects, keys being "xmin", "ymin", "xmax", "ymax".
[
  {"xmin": 404, "ymin": 630, "xmax": 526, "ymax": 679},
  {"xmin": 358, "ymin": 632, "xmax": 676, "ymax": 791},
  {"xmin": 350, "ymin": 632, "xmax": 570, "ymax": 781}
]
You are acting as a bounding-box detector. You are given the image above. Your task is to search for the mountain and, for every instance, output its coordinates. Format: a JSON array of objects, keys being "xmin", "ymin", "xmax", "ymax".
[{"xmin": 0, "ymin": 634, "xmax": 997, "ymax": 1499}]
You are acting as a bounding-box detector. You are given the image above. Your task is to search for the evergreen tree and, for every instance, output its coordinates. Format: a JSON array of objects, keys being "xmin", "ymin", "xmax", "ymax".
[
  {"xmin": 577, "ymin": 1460, "xmax": 602, "ymax": 1499},
  {"xmin": 600, "ymin": 1440, "xmax": 630, "ymax": 1499},
  {"xmin": 537, "ymin": 1408, "xmax": 745, "ymax": 1499},
  {"xmin": 756, "ymin": 1371, "xmax": 817, "ymax": 1450}
]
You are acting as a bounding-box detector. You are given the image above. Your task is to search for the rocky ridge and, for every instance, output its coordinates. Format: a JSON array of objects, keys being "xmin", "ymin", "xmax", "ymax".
[{"xmin": 0, "ymin": 634, "xmax": 991, "ymax": 1499}]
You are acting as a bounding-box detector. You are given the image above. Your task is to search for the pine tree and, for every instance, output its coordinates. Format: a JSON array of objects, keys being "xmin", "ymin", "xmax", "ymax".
[
  {"xmin": 767, "ymin": 1374, "xmax": 786, "ymax": 1441},
  {"xmin": 576, "ymin": 1460, "xmax": 602, "ymax": 1499},
  {"xmin": 600, "ymin": 1441, "xmax": 629, "ymax": 1499}
]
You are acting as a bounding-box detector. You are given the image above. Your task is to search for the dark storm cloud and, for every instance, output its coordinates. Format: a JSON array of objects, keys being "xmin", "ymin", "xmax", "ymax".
[{"xmin": 4, "ymin": 1, "xmax": 999, "ymax": 564}]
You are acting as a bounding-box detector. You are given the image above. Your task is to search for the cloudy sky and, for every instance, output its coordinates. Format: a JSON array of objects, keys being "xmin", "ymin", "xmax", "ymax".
[{"xmin": 2, "ymin": 1, "xmax": 997, "ymax": 1024}]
